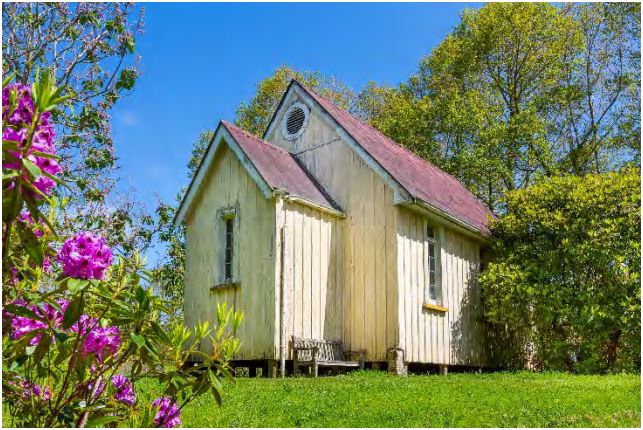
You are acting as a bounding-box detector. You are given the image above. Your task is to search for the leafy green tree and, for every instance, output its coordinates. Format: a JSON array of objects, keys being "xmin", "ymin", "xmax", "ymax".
[
  {"xmin": 480, "ymin": 169, "xmax": 641, "ymax": 373},
  {"xmin": 365, "ymin": 3, "xmax": 640, "ymax": 210}
]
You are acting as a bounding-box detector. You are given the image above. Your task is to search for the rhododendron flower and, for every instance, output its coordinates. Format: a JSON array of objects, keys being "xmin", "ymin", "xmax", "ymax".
[
  {"xmin": 3, "ymin": 299, "xmax": 69, "ymax": 345},
  {"xmin": 152, "ymin": 396, "xmax": 181, "ymax": 428},
  {"xmin": 112, "ymin": 374, "xmax": 136, "ymax": 405},
  {"xmin": 57, "ymin": 232, "xmax": 113, "ymax": 279},
  {"xmin": 2, "ymin": 83, "xmax": 60, "ymax": 197},
  {"xmin": 82, "ymin": 325, "xmax": 121, "ymax": 362}
]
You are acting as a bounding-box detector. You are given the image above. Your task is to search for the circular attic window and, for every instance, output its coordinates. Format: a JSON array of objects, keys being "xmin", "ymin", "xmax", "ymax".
[{"xmin": 281, "ymin": 102, "xmax": 309, "ymax": 140}]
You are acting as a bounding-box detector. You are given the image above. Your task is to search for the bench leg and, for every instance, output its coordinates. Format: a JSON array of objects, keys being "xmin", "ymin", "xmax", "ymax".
[{"xmin": 312, "ymin": 362, "xmax": 318, "ymax": 378}]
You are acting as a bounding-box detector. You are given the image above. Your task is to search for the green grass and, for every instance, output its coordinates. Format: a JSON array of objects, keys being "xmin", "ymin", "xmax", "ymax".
[{"xmin": 137, "ymin": 371, "xmax": 641, "ymax": 427}]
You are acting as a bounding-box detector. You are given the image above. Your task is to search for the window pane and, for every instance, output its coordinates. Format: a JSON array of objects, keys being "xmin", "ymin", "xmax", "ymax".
[{"xmin": 224, "ymin": 218, "xmax": 234, "ymax": 280}]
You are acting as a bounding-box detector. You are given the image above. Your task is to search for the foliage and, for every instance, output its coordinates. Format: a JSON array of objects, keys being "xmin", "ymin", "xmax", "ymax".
[
  {"xmin": 364, "ymin": 3, "xmax": 640, "ymax": 210},
  {"xmin": 2, "ymin": 2, "xmax": 156, "ymax": 257},
  {"xmin": 480, "ymin": 169, "xmax": 641, "ymax": 373},
  {"xmin": 235, "ymin": 65, "xmax": 355, "ymax": 136},
  {"xmin": 2, "ymin": 74, "xmax": 242, "ymax": 427},
  {"xmin": 136, "ymin": 371, "xmax": 640, "ymax": 427}
]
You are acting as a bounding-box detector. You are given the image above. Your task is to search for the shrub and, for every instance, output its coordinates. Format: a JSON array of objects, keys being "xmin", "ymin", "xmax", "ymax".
[
  {"xmin": 2, "ymin": 72, "xmax": 242, "ymax": 427},
  {"xmin": 481, "ymin": 169, "xmax": 641, "ymax": 373}
]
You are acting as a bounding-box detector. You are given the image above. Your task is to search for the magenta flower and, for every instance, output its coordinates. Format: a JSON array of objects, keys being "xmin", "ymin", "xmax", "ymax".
[
  {"xmin": 2, "ymin": 299, "xmax": 69, "ymax": 345},
  {"xmin": 2, "ymin": 83, "xmax": 60, "ymax": 197},
  {"xmin": 112, "ymin": 374, "xmax": 136, "ymax": 405},
  {"xmin": 152, "ymin": 396, "xmax": 182, "ymax": 428},
  {"xmin": 57, "ymin": 232, "xmax": 113, "ymax": 280},
  {"xmin": 82, "ymin": 325, "xmax": 121, "ymax": 362}
]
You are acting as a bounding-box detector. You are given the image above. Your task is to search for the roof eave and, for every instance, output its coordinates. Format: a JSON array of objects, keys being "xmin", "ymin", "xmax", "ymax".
[{"xmin": 402, "ymin": 198, "xmax": 493, "ymax": 243}]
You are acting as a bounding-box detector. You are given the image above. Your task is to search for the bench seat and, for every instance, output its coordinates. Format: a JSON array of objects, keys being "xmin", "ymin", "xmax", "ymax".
[{"xmin": 292, "ymin": 336, "xmax": 364, "ymax": 377}]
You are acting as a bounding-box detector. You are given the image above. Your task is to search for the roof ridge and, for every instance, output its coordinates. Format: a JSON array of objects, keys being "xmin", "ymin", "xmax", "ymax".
[{"xmin": 294, "ymin": 82, "xmax": 486, "ymax": 204}]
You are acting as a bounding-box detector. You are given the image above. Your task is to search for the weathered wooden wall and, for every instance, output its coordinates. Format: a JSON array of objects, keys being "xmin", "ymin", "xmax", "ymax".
[
  {"xmin": 396, "ymin": 207, "xmax": 487, "ymax": 366},
  {"xmin": 267, "ymin": 93, "xmax": 399, "ymax": 361},
  {"xmin": 184, "ymin": 142, "xmax": 277, "ymax": 359},
  {"xmin": 273, "ymin": 199, "xmax": 344, "ymax": 358}
]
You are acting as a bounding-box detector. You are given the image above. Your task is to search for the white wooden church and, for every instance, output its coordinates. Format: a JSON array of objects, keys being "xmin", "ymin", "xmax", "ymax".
[{"xmin": 174, "ymin": 80, "xmax": 495, "ymax": 376}]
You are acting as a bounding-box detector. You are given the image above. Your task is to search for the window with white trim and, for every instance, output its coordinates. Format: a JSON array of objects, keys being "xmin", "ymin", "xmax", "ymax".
[{"xmin": 425, "ymin": 224, "xmax": 442, "ymax": 304}]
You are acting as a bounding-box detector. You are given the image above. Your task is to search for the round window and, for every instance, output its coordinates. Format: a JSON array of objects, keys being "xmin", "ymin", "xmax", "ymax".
[{"xmin": 281, "ymin": 102, "xmax": 309, "ymax": 140}]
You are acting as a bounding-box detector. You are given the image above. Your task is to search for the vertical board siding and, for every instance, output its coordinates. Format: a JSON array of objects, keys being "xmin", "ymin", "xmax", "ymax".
[
  {"xmin": 185, "ymin": 144, "xmax": 276, "ymax": 359},
  {"xmin": 267, "ymin": 93, "xmax": 398, "ymax": 361},
  {"xmin": 276, "ymin": 201, "xmax": 343, "ymax": 358},
  {"xmin": 396, "ymin": 208, "xmax": 488, "ymax": 366}
]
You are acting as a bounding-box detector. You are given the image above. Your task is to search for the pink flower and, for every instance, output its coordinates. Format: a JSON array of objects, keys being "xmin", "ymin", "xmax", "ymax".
[
  {"xmin": 152, "ymin": 396, "xmax": 181, "ymax": 428},
  {"xmin": 57, "ymin": 232, "xmax": 113, "ymax": 280},
  {"xmin": 112, "ymin": 374, "xmax": 136, "ymax": 405},
  {"xmin": 2, "ymin": 83, "xmax": 60, "ymax": 198},
  {"xmin": 81, "ymin": 325, "xmax": 121, "ymax": 362},
  {"xmin": 2, "ymin": 299, "xmax": 69, "ymax": 345}
]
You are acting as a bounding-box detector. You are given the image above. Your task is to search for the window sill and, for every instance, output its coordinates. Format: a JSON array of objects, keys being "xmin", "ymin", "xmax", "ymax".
[
  {"xmin": 422, "ymin": 303, "xmax": 448, "ymax": 313},
  {"xmin": 211, "ymin": 281, "xmax": 239, "ymax": 291}
]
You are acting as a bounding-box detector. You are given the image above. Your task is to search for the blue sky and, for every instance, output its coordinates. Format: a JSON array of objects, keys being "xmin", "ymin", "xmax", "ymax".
[{"xmin": 110, "ymin": 2, "xmax": 478, "ymax": 253}]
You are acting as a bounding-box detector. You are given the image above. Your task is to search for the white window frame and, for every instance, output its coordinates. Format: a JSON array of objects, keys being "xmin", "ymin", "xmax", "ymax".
[{"xmin": 424, "ymin": 222, "xmax": 442, "ymax": 305}]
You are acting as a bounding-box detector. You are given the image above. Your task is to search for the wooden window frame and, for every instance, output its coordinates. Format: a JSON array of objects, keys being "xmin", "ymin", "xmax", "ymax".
[
  {"xmin": 423, "ymin": 222, "xmax": 444, "ymax": 309},
  {"xmin": 213, "ymin": 206, "xmax": 239, "ymax": 288}
]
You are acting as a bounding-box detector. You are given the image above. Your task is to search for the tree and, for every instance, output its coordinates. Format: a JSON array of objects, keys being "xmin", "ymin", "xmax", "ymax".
[
  {"xmin": 480, "ymin": 169, "xmax": 641, "ymax": 373},
  {"xmin": 366, "ymin": 3, "xmax": 640, "ymax": 210},
  {"xmin": 235, "ymin": 65, "xmax": 354, "ymax": 136},
  {"xmin": 2, "ymin": 3, "xmax": 154, "ymax": 255}
]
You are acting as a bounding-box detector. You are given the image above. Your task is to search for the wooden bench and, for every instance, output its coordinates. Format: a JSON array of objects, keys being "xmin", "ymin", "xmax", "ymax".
[{"xmin": 292, "ymin": 336, "xmax": 365, "ymax": 377}]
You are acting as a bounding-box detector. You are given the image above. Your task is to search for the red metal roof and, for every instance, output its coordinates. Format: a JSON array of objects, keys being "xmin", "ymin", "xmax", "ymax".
[
  {"xmin": 221, "ymin": 121, "xmax": 338, "ymax": 211},
  {"xmin": 295, "ymin": 82, "xmax": 495, "ymax": 234}
]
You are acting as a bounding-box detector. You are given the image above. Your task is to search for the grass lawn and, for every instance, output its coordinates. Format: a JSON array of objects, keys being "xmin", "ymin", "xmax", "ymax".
[{"xmin": 137, "ymin": 370, "xmax": 641, "ymax": 427}]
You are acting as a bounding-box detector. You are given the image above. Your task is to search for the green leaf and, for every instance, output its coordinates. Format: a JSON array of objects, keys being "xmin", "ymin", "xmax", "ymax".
[
  {"xmin": 32, "ymin": 333, "xmax": 52, "ymax": 365},
  {"xmin": 22, "ymin": 157, "xmax": 42, "ymax": 179},
  {"xmin": 86, "ymin": 415, "xmax": 120, "ymax": 428},
  {"xmin": 67, "ymin": 278, "xmax": 90, "ymax": 294},
  {"xmin": 62, "ymin": 295, "xmax": 83, "ymax": 329},
  {"xmin": 130, "ymin": 332, "xmax": 146, "ymax": 348},
  {"xmin": 3, "ymin": 304, "xmax": 45, "ymax": 322},
  {"xmin": 16, "ymin": 223, "xmax": 44, "ymax": 266}
]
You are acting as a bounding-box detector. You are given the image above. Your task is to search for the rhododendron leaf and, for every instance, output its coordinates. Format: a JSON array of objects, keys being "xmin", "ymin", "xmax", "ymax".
[
  {"xmin": 22, "ymin": 158, "xmax": 42, "ymax": 179},
  {"xmin": 3, "ymin": 71, "xmax": 15, "ymax": 87},
  {"xmin": 32, "ymin": 333, "xmax": 52, "ymax": 365},
  {"xmin": 16, "ymin": 222, "xmax": 44, "ymax": 265},
  {"xmin": 66, "ymin": 278, "xmax": 90, "ymax": 294},
  {"xmin": 130, "ymin": 332, "xmax": 145, "ymax": 348},
  {"xmin": 29, "ymin": 150, "xmax": 61, "ymax": 160},
  {"xmin": 2, "ymin": 139, "xmax": 21, "ymax": 150},
  {"xmin": 25, "ymin": 345, "xmax": 37, "ymax": 356},
  {"xmin": 62, "ymin": 295, "xmax": 83, "ymax": 329},
  {"xmin": 3, "ymin": 304, "xmax": 46, "ymax": 323}
]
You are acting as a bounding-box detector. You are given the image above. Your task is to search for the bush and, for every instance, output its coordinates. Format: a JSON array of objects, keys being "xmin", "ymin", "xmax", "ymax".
[
  {"xmin": 2, "ymin": 72, "xmax": 242, "ymax": 427},
  {"xmin": 481, "ymin": 169, "xmax": 641, "ymax": 373}
]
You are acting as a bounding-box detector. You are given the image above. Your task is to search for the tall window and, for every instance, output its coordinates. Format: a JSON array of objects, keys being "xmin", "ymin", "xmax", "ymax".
[
  {"xmin": 224, "ymin": 217, "xmax": 234, "ymax": 281},
  {"xmin": 426, "ymin": 224, "xmax": 440, "ymax": 303}
]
